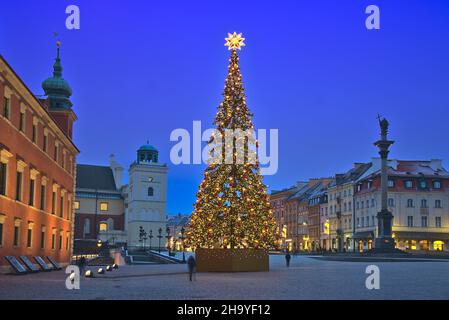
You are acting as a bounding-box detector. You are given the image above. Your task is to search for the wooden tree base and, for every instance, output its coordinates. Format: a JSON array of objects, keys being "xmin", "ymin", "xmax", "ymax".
[{"xmin": 196, "ymin": 249, "xmax": 269, "ymax": 272}]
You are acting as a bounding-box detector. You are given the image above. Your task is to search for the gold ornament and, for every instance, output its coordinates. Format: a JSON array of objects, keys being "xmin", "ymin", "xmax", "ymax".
[{"xmin": 225, "ymin": 32, "xmax": 245, "ymax": 51}]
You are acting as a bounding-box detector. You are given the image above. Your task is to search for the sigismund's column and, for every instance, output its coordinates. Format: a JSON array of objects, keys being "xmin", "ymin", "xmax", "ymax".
[{"xmin": 374, "ymin": 117, "xmax": 395, "ymax": 251}]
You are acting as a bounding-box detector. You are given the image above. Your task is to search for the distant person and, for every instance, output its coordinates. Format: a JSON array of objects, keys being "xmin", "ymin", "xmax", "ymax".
[
  {"xmin": 187, "ymin": 256, "xmax": 196, "ymax": 281},
  {"xmin": 79, "ymin": 256, "xmax": 86, "ymax": 274},
  {"xmin": 285, "ymin": 252, "xmax": 291, "ymax": 267}
]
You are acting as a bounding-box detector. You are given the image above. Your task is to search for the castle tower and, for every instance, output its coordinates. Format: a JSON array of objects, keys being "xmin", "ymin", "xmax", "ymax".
[{"xmin": 125, "ymin": 143, "xmax": 168, "ymax": 248}]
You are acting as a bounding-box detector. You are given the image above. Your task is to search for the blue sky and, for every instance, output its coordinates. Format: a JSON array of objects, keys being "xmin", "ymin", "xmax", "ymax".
[{"xmin": 2, "ymin": 0, "xmax": 449, "ymax": 214}]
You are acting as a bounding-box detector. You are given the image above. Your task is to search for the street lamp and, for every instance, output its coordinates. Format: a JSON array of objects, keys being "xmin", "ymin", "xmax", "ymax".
[
  {"xmin": 180, "ymin": 226, "xmax": 186, "ymax": 263},
  {"xmin": 157, "ymin": 228, "xmax": 163, "ymax": 253},
  {"xmin": 166, "ymin": 227, "xmax": 171, "ymax": 256},
  {"xmin": 149, "ymin": 230, "xmax": 153, "ymax": 251}
]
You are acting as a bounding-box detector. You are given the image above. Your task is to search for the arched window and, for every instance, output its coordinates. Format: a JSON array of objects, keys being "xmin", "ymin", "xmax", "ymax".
[
  {"xmin": 148, "ymin": 187, "xmax": 154, "ymax": 197},
  {"xmin": 407, "ymin": 199, "xmax": 414, "ymax": 207},
  {"xmin": 421, "ymin": 199, "xmax": 428, "ymax": 208}
]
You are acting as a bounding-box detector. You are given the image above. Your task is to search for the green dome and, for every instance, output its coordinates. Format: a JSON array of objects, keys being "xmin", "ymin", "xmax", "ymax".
[
  {"xmin": 42, "ymin": 46, "xmax": 73, "ymax": 109},
  {"xmin": 139, "ymin": 144, "xmax": 158, "ymax": 152}
]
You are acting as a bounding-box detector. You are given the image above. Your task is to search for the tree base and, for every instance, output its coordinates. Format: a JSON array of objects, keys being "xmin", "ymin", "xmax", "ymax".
[{"xmin": 196, "ymin": 249, "xmax": 269, "ymax": 272}]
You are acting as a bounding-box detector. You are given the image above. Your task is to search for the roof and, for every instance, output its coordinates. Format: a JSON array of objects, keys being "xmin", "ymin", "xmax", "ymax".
[
  {"xmin": 139, "ymin": 144, "xmax": 158, "ymax": 152},
  {"xmin": 331, "ymin": 163, "xmax": 372, "ymax": 187},
  {"xmin": 362, "ymin": 160, "xmax": 449, "ymax": 181},
  {"xmin": 167, "ymin": 215, "xmax": 190, "ymax": 226},
  {"xmin": 76, "ymin": 164, "xmax": 118, "ymax": 191}
]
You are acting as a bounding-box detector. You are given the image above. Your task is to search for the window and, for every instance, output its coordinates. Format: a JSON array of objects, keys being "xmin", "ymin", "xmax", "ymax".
[
  {"xmin": 40, "ymin": 227, "xmax": 46, "ymax": 249},
  {"xmin": 3, "ymin": 97, "xmax": 10, "ymax": 119},
  {"xmin": 407, "ymin": 216, "xmax": 414, "ymax": 227},
  {"xmin": 59, "ymin": 231, "xmax": 63, "ymax": 250},
  {"xmin": 66, "ymin": 232, "xmax": 69, "ymax": 250},
  {"xmin": 436, "ymin": 217, "xmax": 442, "ymax": 228},
  {"xmin": 0, "ymin": 162, "xmax": 6, "ymax": 196},
  {"xmin": 51, "ymin": 229, "xmax": 56, "ymax": 249},
  {"xmin": 372, "ymin": 216, "xmax": 375, "ymax": 226},
  {"xmin": 367, "ymin": 181, "xmax": 373, "ymax": 189},
  {"xmin": 40, "ymin": 185, "xmax": 46, "ymax": 210},
  {"xmin": 74, "ymin": 201, "xmax": 80, "ymax": 210},
  {"xmin": 435, "ymin": 200, "xmax": 442, "ymax": 208},
  {"xmin": 0, "ymin": 220, "xmax": 3, "ymax": 246},
  {"xmin": 13, "ymin": 224, "xmax": 20, "ymax": 246},
  {"xmin": 405, "ymin": 180, "xmax": 413, "ymax": 189},
  {"xmin": 433, "ymin": 181, "xmax": 441, "ymax": 189},
  {"xmin": 83, "ymin": 218, "xmax": 90, "ymax": 236},
  {"xmin": 52, "ymin": 191, "xmax": 56, "ymax": 214},
  {"xmin": 348, "ymin": 201, "xmax": 352, "ymax": 211},
  {"xmin": 99, "ymin": 222, "xmax": 108, "ymax": 232},
  {"xmin": 60, "ymin": 195, "xmax": 64, "ymax": 217},
  {"xmin": 388, "ymin": 180, "xmax": 395, "ymax": 188},
  {"xmin": 388, "ymin": 198, "xmax": 394, "ymax": 207},
  {"xmin": 100, "ymin": 202, "xmax": 108, "ymax": 211},
  {"xmin": 32, "ymin": 124, "xmax": 37, "ymax": 143},
  {"xmin": 419, "ymin": 180, "xmax": 427, "ymax": 189},
  {"xmin": 27, "ymin": 224, "xmax": 33, "ymax": 248},
  {"xmin": 19, "ymin": 112, "xmax": 25, "ymax": 132},
  {"xmin": 148, "ymin": 187, "xmax": 154, "ymax": 197},
  {"xmin": 15, "ymin": 171, "xmax": 23, "ymax": 201},
  {"xmin": 421, "ymin": 216, "xmax": 428, "ymax": 228},
  {"xmin": 361, "ymin": 217, "xmax": 365, "ymax": 227},
  {"xmin": 421, "ymin": 199, "xmax": 427, "ymax": 208},
  {"xmin": 371, "ymin": 199, "xmax": 375, "ymax": 207},
  {"xmin": 29, "ymin": 179, "xmax": 35, "ymax": 206},
  {"xmin": 407, "ymin": 199, "xmax": 414, "ymax": 207},
  {"xmin": 54, "ymin": 144, "xmax": 58, "ymax": 162},
  {"xmin": 43, "ymin": 134, "xmax": 48, "ymax": 152}
]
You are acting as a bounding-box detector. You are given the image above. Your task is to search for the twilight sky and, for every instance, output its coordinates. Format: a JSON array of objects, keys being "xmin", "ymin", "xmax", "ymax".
[{"xmin": 2, "ymin": 0, "xmax": 449, "ymax": 215}]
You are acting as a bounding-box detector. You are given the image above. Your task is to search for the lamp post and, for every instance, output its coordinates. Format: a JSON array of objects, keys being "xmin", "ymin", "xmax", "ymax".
[
  {"xmin": 157, "ymin": 228, "xmax": 163, "ymax": 253},
  {"xmin": 166, "ymin": 227, "xmax": 171, "ymax": 256},
  {"xmin": 139, "ymin": 226, "xmax": 146, "ymax": 251},
  {"xmin": 149, "ymin": 230, "xmax": 153, "ymax": 251},
  {"xmin": 180, "ymin": 226, "xmax": 186, "ymax": 263}
]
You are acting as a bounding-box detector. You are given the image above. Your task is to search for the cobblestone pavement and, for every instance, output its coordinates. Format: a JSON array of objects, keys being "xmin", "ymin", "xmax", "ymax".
[{"xmin": 1, "ymin": 255, "xmax": 449, "ymax": 300}]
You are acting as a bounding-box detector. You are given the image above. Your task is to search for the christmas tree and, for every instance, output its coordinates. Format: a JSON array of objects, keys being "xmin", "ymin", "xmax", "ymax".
[{"xmin": 186, "ymin": 33, "xmax": 278, "ymax": 250}]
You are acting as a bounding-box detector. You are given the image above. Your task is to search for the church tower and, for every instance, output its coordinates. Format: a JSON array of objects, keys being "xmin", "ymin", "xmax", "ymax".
[
  {"xmin": 125, "ymin": 143, "xmax": 168, "ymax": 248},
  {"xmin": 42, "ymin": 42, "xmax": 77, "ymax": 138}
]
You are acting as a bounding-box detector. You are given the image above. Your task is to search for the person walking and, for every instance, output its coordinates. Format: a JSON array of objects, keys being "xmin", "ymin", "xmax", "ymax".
[
  {"xmin": 187, "ymin": 256, "xmax": 196, "ymax": 281},
  {"xmin": 79, "ymin": 256, "xmax": 86, "ymax": 275},
  {"xmin": 285, "ymin": 252, "xmax": 291, "ymax": 268}
]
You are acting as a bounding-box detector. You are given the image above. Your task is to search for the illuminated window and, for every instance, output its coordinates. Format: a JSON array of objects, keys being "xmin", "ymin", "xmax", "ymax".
[
  {"xmin": 434, "ymin": 241, "xmax": 444, "ymax": 251},
  {"xmin": 99, "ymin": 222, "xmax": 108, "ymax": 232},
  {"xmin": 100, "ymin": 202, "xmax": 108, "ymax": 211},
  {"xmin": 74, "ymin": 201, "xmax": 80, "ymax": 210}
]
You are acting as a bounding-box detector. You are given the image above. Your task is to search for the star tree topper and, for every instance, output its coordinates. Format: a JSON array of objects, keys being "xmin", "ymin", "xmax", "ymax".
[{"xmin": 225, "ymin": 32, "xmax": 245, "ymax": 50}]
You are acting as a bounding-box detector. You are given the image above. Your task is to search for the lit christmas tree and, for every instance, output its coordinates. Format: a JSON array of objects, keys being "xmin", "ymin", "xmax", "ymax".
[{"xmin": 186, "ymin": 33, "xmax": 278, "ymax": 250}]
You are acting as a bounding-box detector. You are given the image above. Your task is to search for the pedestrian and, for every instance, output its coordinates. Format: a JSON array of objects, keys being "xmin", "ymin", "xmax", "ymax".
[
  {"xmin": 187, "ymin": 256, "xmax": 196, "ymax": 281},
  {"xmin": 79, "ymin": 256, "xmax": 86, "ymax": 275},
  {"xmin": 285, "ymin": 252, "xmax": 291, "ymax": 268}
]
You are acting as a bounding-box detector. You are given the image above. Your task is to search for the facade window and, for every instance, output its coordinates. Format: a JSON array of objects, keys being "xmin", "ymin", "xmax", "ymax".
[
  {"xmin": 83, "ymin": 218, "xmax": 90, "ymax": 236},
  {"xmin": 54, "ymin": 144, "xmax": 59, "ymax": 162},
  {"xmin": 407, "ymin": 199, "xmax": 414, "ymax": 207},
  {"xmin": 388, "ymin": 198, "xmax": 394, "ymax": 207},
  {"xmin": 99, "ymin": 222, "xmax": 108, "ymax": 232},
  {"xmin": 52, "ymin": 191, "xmax": 56, "ymax": 214},
  {"xmin": 100, "ymin": 202, "xmax": 108, "ymax": 211},
  {"xmin": 367, "ymin": 181, "xmax": 372, "ymax": 189},
  {"xmin": 13, "ymin": 224, "xmax": 20, "ymax": 246},
  {"xmin": 0, "ymin": 220, "xmax": 3, "ymax": 246},
  {"xmin": 371, "ymin": 199, "xmax": 375, "ymax": 207},
  {"xmin": 29, "ymin": 179, "xmax": 35, "ymax": 206},
  {"xmin": 388, "ymin": 180, "xmax": 395, "ymax": 188},
  {"xmin": 51, "ymin": 229, "xmax": 56, "ymax": 250},
  {"xmin": 433, "ymin": 181, "xmax": 441, "ymax": 189},
  {"xmin": 43, "ymin": 134, "xmax": 48, "ymax": 152},
  {"xmin": 3, "ymin": 96, "xmax": 10, "ymax": 119},
  {"xmin": 59, "ymin": 231, "xmax": 63, "ymax": 250},
  {"xmin": 421, "ymin": 199, "xmax": 427, "ymax": 208},
  {"xmin": 361, "ymin": 217, "xmax": 365, "ymax": 228},
  {"xmin": 436, "ymin": 217, "xmax": 442, "ymax": 228},
  {"xmin": 15, "ymin": 171, "xmax": 23, "ymax": 201},
  {"xmin": 148, "ymin": 187, "xmax": 154, "ymax": 197},
  {"xmin": 407, "ymin": 216, "xmax": 414, "ymax": 227},
  {"xmin": 19, "ymin": 112, "xmax": 25, "ymax": 132},
  {"xmin": 0, "ymin": 162, "xmax": 6, "ymax": 196},
  {"xmin": 66, "ymin": 232, "xmax": 70, "ymax": 250},
  {"xmin": 419, "ymin": 181, "xmax": 427, "ymax": 189},
  {"xmin": 59, "ymin": 195, "xmax": 64, "ymax": 217},
  {"xmin": 421, "ymin": 216, "xmax": 428, "ymax": 228},
  {"xmin": 405, "ymin": 180, "xmax": 413, "ymax": 189},
  {"xmin": 356, "ymin": 218, "xmax": 360, "ymax": 227},
  {"xmin": 40, "ymin": 227, "xmax": 46, "ymax": 249},
  {"xmin": 74, "ymin": 201, "xmax": 80, "ymax": 210},
  {"xmin": 40, "ymin": 185, "xmax": 46, "ymax": 210},
  {"xmin": 32, "ymin": 124, "xmax": 37, "ymax": 143},
  {"xmin": 435, "ymin": 200, "xmax": 442, "ymax": 208},
  {"xmin": 372, "ymin": 216, "xmax": 375, "ymax": 226},
  {"xmin": 27, "ymin": 224, "xmax": 33, "ymax": 248}
]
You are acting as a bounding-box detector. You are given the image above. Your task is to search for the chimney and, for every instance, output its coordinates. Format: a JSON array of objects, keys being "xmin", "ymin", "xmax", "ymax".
[{"xmin": 109, "ymin": 154, "xmax": 124, "ymax": 190}]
